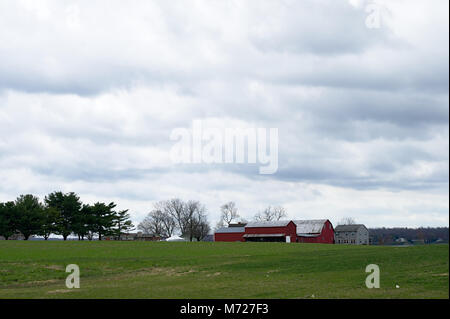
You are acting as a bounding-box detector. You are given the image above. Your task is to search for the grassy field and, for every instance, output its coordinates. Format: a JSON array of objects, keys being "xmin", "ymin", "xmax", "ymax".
[{"xmin": 0, "ymin": 241, "xmax": 448, "ymax": 299}]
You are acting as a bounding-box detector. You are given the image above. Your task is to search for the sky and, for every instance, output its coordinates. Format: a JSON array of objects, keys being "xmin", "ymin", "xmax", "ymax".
[{"xmin": 0, "ymin": 0, "xmax": 448, "ymax": 229}]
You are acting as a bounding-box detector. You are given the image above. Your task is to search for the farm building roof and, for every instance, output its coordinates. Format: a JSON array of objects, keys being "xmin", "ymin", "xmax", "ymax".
[
  {"xmin": 335, "ymin": 224, "xmax": 366, "ymax": 232},
  {"xmin": 293, "ymin": 219, "xmax": 328, "ymax": 236},
  {"xmin": 215, "ymin": 227, "xmax": 245, "ymax": 233},
  {"xmin": 245, "ymin": 220, "xmax": 292, "ymax": 228}
]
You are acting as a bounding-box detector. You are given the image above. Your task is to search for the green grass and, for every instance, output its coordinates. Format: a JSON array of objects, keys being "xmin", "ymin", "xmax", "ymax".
[{"xmin": 0, "ymin": 241, "xmax": 448, "ymax": 299}]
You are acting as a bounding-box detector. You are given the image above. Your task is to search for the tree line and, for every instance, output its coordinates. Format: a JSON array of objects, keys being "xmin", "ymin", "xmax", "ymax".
[
  {"xmin": 0, "ymin": 192, "xmax": 134, "ymax": 240},
  {"xmin": 369, "ymin": 227, "xmax": 449, "ymax": 245}
]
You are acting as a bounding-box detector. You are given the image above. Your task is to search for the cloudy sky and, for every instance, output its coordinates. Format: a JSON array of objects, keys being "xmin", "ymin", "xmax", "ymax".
[{"xmin": 0, "ymin": 0, "xmax": 448, "ymax": 229}]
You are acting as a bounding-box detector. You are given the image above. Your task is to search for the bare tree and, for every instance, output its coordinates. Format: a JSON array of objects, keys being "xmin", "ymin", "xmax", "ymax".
[
  {"xmin": 157, "ymin": 198, "xmax": 187, "ymax": 236},
  {"xmin": 272, "ymin": 206, "xmax": 287, "ymax": 221},
  {"xmin": 138, "ymin": 210, "xmax": 165, "ymax": 237},
  {"xmin": 338, "ymin": 217, "xmax": 356, "ymax": 225},
  {"xmin": 183, "ymin": 200, "xmax": 206, "ymax": 241},
  {"xmin": 148, "ymin": 198, "xmax": 211, "ymax": 241},
  {"xmin": 254, "ymin": 205, "xmax": 287, "ymax": 221},
  {"xmin": 193, "ymin": 211, "xmax": 211, "ymax": 241},
  {"xmin": 254, "ymin": 210, "xmax": 270, "ymax": 222},
  {"xmin": 161, "ymin": 212, "xmax": 176, "ymax": 237},
  {"xmin": 220, "ymin": 201, "xmax": 239, "ymax": 225}
]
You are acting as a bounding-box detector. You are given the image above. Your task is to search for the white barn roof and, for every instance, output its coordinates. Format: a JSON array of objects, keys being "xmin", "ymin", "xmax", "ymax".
[
  {"xmin": 245, "ymin": 220, "xmax": 292, "ymax": 228},
  {"xmin": 293, "ymin": 219, "xmax": 328, "ymax": 236},
  {"xmin": 215, "ymin": 227, "xmax": 245, "ymax": 233}
]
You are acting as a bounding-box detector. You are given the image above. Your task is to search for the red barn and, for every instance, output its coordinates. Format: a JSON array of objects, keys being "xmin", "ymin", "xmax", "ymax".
[
  {"xmin": 293, "ymin": 219, "xmax": 335, "ymax": 244},
  {"xmin": 214, "ymin": 226, "xmax": 245, "ymax": 242},
  {"xmin": 243, "ymin": 220, "xmax": 297, "ymax": 242},
  {"xmin": 214, "ymin": 219, "xmax": 334, "ymax": 244}
]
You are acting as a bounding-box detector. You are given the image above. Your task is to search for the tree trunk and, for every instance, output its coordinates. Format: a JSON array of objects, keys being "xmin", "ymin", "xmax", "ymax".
[{"xmin": 63, "ymin": 235, "xmax": 68, "ymax": 241}]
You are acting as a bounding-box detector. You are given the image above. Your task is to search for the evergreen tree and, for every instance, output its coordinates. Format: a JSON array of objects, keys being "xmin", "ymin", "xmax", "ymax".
[
  {"xmin": 0, "ymin": 201, "xmax": 17, "ymax": 240},
  {"xmin": 113, "ymin": 209, "xmax": 135, "ymax": 240},
  {"xmin": 15, "ymin": 194, "xmax": 45, "ymax": 240},
  {"xmin": 39, "ymin": 207, "xmax": 61, "ymax": 240},
  {"xmin": 89, "ymin": 202, "xmax": 117, "ymax": 240},
  {"xmin": 45, "ymin": 192, "xmax": 82, "ymax": 240}
]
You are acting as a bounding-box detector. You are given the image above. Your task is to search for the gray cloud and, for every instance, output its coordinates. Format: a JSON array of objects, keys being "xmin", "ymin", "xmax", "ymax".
[{"xmin": 0, "ymin": 0, "xmax": 448, "ymax": 227}]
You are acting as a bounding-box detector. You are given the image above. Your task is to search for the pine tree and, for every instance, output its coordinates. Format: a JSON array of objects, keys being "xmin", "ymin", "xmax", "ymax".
[
  {"xmin": 113, "ymin": 209, "xmax": 135, "ymax": 240},
  {"xmin": 15, "ymin": 194, "xmax": 45, "ymax": 240},
  {"xmin": 0, "ymin": 201, "xmax": 17, "ymax": 240}
]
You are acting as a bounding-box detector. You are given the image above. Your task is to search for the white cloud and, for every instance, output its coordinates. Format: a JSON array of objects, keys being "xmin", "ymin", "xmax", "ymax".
[{"xmin": 0, "ymin": 0, "xmax": 448, "ymax": 227}]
